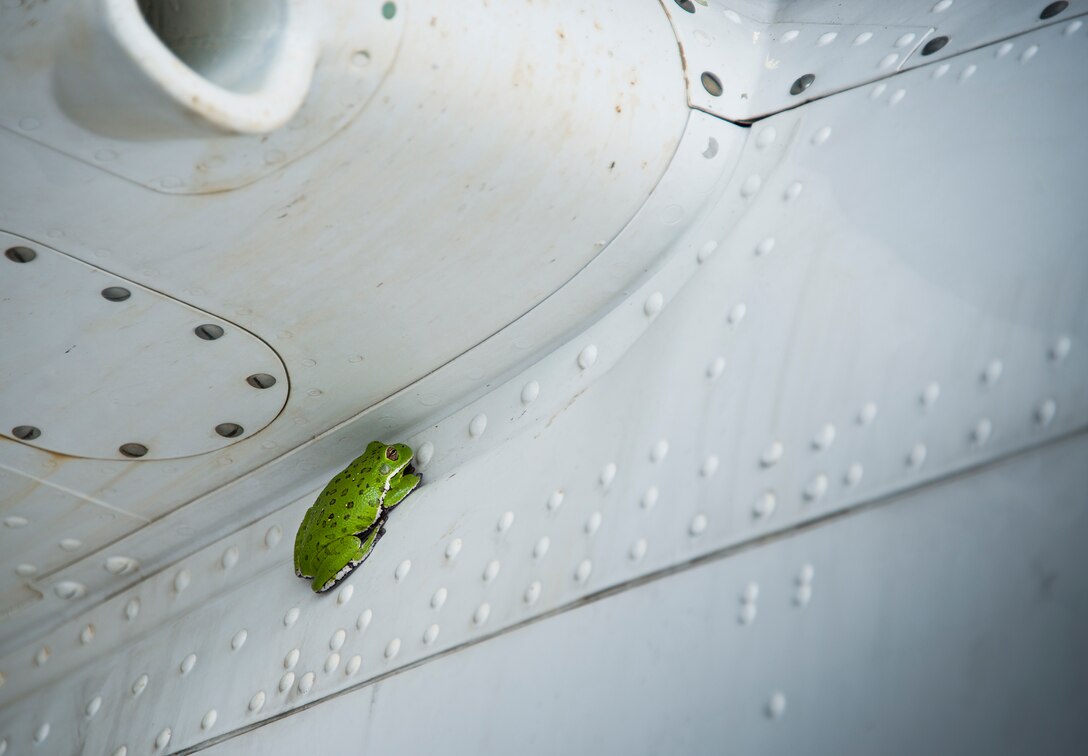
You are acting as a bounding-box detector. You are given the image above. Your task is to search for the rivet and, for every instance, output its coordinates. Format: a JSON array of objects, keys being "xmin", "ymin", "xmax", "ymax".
[
  {"xmin": 174, "ymin": 569, "xmax": 191, "ymax": 593},
  {"xmin": 34, "ymin": 646, "xmax": 49, "ymax": 666},
  {"xmin": 879, "ymin": 53, "xmax": 899, "ymax": 69},
  {"xmin": 844, "ymin": 463, "xmax": 864, "ymax": 487},
  {"xmin": 431, "ymin": 587, "xmax": 448, "ymax": 611},
  {"xmin": 689, "ymin": 513, "xmax": 708, "ymax": 536},
  {"xmin": 59, "ymin": 537, "xmax": 83, "ymax": 551},
  {"xmin": 804, "ymin": 473, "xmax": 829, "ymax": 502},
  {"xmin": 700, "ymin": 455, "xmax": 719, "ymax": 477},
  {"xmin": 630, "ymin": 538, "xmax": 648, "ymax": 561},
  {"xmin": 889, "ymin": 89, "xmax": 906, "ymax": 106},
  {"xmin": 812, "ymin": 423, "xmax": 836, "ymax": 450},
  {"xmin": 249, "ymin": 691, "xmax": 266, "ymax": 713},
  {"xmin": 423, "ymin": 624, "xmax": 440, "ymax": 645},
  {"xmin": 870, "ymin": 82, "xmax": 888, "ymax": 99},
  {"xmin": 600, "ymin": 462, "xmax": 617, "ymax": 488},
  {"xmin": 329, "ymin": 629, "xmax": 346, "ymax": 652},
  {"xmin": 279, "ymin": 672, "xmax": 295, "ymax": 692},
  {"xmin": 1041, "ymin": 1, "xmax": 1068, "ymax": 20},
  {"xmin": 743, "ymin": 582, "xmax": 760, "ymax": 603},
  {"xmin": 756, "ymin": 126, "xmax": 777, "ymax": 148},
  {"xmin": 707, "ymin": 356, "xmax": 726, "ymax": 380},
  {"xmin": 781, "ymin": 29, "xmax": 799, "ymax": 43},
  {"xmin": 124, "ymin": 598, "xmax": 140, "ymax": 621},
  {"xmin": 642, "ymin": 486, "xmax": 659, "ymax": 510},
  {"xmin": 337, "ymin": 584, "xmax": 354, "ymax": 606},
  {"xmin": 80, "ymin": 624, "xmax": 95, "ymax": 645},
  {"xmin": 575, "ymin": 559, "xmax": 593, "ymax": 583},
  {"xmin": 284, "ymin": 607, "xmax": 300, "ymax": 627},
  {"xmin": 1063, "ymin": 19, "xmax": 1083, "ymax": 35},
  {"xmin": 895, "ymin": 32, "xmax": 916, "ymax": 48},
  {"xmin": 497, "ymin": 511, "xmax": 515, "ymax": 533},
  {"xmin": 385, "ymin": 637, "xmax": 403, "ymax": 658},
  {"xmin": 854, "ymin": 31, "xmax": 873, "ymax": 46},
  {"xmin": 483, "ymin": 560, "xmax": 501, "ymax": 582},
  {"xmin": 86, "ymin": 696, "xmax": 102, "ymax": 718},
  {"xmin": 346, "ymin": 656, "xmax": 362, "ymax": 676},
  {"xmin": 473, "ymin": 603, "xmax": 491, "ymax": 626},
  {"xmin": 790, "ymin": 73, "xmax": 816, "ymax": 95},
  {"xmin": 858, "ymin": 402, "xmax": 878, "ymax": 426},
  {"xmin": 180, "ymin": 653, "xmax": 196, "ymax": 676},
  {"xmin": 644, "ymin": 292, "xmax": 664, "ymax": 317},
  {"xmin": 201, "ymin": 710, "xmax": 217, "ymax": 730},
  {"xmin": 55, "ymin": 581, "xmax": 86, "ymax": 599},
  {"xmin": 468, "ymin": 413, "xmax": 487, "ymax": 438},
  {"xmin": 933, "ymin": 63, "xmax": 951, "ymax": 78},
  {"xmin": 697, "ymin": 240, "xmax": 718, "ymax": 263},
  {"xmin": 753, "ymin": 491, "xmax": 777, "ymax": 519},
  {"xmin": 34, "ymin": 723, "xmax": 49, "ymax": 744},
  {"xmin": 445, "ymin": 538, "xmax": 462, "ymax": 562},
  {"xmin": 921, "ymin": 382, "xmax": 941, "ymax": 408},
  {"xmin": 265, "ymin": 525, "xmax": 283, "ymax": 549},
  {"xmin": 231, "ymin": 629, "xmax": 248, "ymax": 651},
  {"xmin": 524, "ymin": 581, "xmax": 542, "ymax": 605},
  {"xmin": 221, "ymin": 546, "xmax": 240, "ymax": 570},
  {"xmin": 416, "ymin": 441, "xmax": 435, "ymax": 468},
  {"xmin": 324, "ymin": 654, "xmax": 340, "ymax": 674},
  {"xmin": 700, "ymin": 71, "xmax": 724, "ymax": 97},
  {"xmin": 577, "ymin": 345, "xmax": 598, "ymax": 369},
  {"xmin": 798, "ymin": 563, "xmax": 815, "ymax": 584},
  {"xmin": 284, "ymin": 649, "xmax": 300, "ymax": 670},
  {"xmin": 908, "ymin": 443, "xmax": 928, "ymax": 468},
  {"xmin": 1036, "ymin": 398, "xmax": 1057, "ymax": 427},
  {"xmin": 740, "ymin": 174, "xmax": 763, "ymax": 197},
  {"xmin": 131, "ymin": 674, "xmax": 149, "ymax": 697},
  {"xmin": 298, "ymin": 672, "xmax": 315, "ymax": 694},
  {"xmin": 112, "ymin": 747, "xmax": 127, "ymax": 756},
  {"xmin": 816, "ymin": 31, "xmax": 837, "ymax": 46},
  {"xmin": 996, "ymin": 42, "xmax": 1014, "ymax": 58},
  {"xmin": 193, "ymin": 324, "xmax": 224, "ymax": 341},
  {"xmin": 534, "ymin": 536, "xmax": 551, "ymax": 559},
  {"xmin": 795, "ymin": 583, "xmax": 813, "ymax": 606},
  {"xmin": 755, "ymin": 237, "xmax": 775, "ymax": 256},
  {"xmin": 521, "ymin": 381, "xmax": 540, "ymax": 405},
  {"xmin": 783, "ymin": 181, "xmax": 803, "ymax": 201},
  {"xmin": 650, "ymin": 439, "xmax": 669, "ymax": 463},
  {"xmin": 932, "ymin": 0, "xmax": 954, "ymax": 12},
  {"xmin": 959, "ymin": 64, "xmax": 977, "ymax": 81},
  {"xmin": 395, "ymin": 560, "xmax": 412, "ymax": 582},
  {"xmin": 922, "ymin": 35, "xmax": 949, "ymax": 55},
  {"xmin": 767, "ymin": 691, "xmax": 788, "ymax": 718},
  {"xmin": 3, "ymin": 516, "xmax": 28, "ymax": 528},
  {"xmin": 357, "ymin": 608, "xmax": 373, "ymax": 631},
  {"xmin": 16, "ymin": 563, "xmax": 38, "ymax": 577},
  {"xmin": 738, "ymin": 603, "xmax": 757, "ymax": 625},
  {"xmin": 585, "ymin": 511, "xmax": 603, "ymax": 535},
  {"xmin": 760, "ymin": 441, "xmax": 784, "ymax": 467},
  {"xmin": 104, "ymin": 556, "xmax": 138, "ymax": 576},
  {"xmin": 1050, "ymin": 335, "xmax": 1071, "ymax": 362},
  {"xmin": 728, "ymin": 303, "xmax": 747, "ymax": 324},
  {"xmin": 973, "ymin": 419, "xmax": 993, "ymax": 446},
  {"xmin": 812, "ymin": 127, "xmax": 832, "ymax": 146},
  {"xmin": 981, "ymin": 359, "xmax": 1003, "ymax": 386},
  {"xmin": 547, "ymin": 490, "xmax": 564, "ymax": 512}
]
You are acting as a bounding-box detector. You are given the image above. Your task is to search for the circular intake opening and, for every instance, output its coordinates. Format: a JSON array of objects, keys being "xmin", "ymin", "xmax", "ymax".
[{"xmin": 136, "ymin": 0, "xmax": 288, "ymax": 93}]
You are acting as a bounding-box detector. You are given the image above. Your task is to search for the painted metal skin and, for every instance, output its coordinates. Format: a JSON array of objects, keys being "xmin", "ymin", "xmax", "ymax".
[{"xmin": 0, "ymin": 0, "xmax": 1086, "ymax": 753}]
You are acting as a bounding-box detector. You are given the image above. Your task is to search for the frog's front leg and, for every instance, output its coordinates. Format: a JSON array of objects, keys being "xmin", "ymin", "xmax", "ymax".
[
  {"xmin": 382, "ymin": 472, "xmax": 421, "ymax": 511},
  {"xmin": 309, "ymin": 526, "xmax": 383, "ymax": 593}
]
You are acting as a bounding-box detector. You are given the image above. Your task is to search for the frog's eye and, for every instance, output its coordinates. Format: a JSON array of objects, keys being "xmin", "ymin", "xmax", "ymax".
[{"xmin": 386, "ymin": 446, "xmax": 399, "ymax": 461}]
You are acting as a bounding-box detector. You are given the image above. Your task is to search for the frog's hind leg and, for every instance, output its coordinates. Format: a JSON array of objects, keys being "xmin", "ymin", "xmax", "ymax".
[{"xmin": 311, "ymin": 522, "xmax": 386, "ymax": 593}]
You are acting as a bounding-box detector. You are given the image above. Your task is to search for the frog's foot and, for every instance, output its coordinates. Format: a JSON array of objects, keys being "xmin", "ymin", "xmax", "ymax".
[
  {"xmin": 312, "ymin": 520, "xmax": 388, "ymax": 593},
  {"xmin": 382, "ymin": 470, "xmax": 421, "ymax": 511}
]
